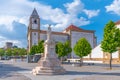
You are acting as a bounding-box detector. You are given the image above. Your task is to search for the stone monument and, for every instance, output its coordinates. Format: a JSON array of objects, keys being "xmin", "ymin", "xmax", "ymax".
[{"xmin": 32, "ymin": 25, "xmax": 66, "ymax": 75}]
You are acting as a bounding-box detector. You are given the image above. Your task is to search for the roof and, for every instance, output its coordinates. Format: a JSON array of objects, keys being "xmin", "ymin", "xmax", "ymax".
[
  {"xmin": 115, "ymin": 20, "xmax": 120, "ymax": 25},
  {"xmin": 31, "ymin": 8, "xmax": 39, "ymax": 18},
  {"xmin": 65, "ymin": 24, "xmax": 95, "ymax": 33},
  {"xmin": 65, "ymin": 24, "xmax": 83, "ymax": 31}
]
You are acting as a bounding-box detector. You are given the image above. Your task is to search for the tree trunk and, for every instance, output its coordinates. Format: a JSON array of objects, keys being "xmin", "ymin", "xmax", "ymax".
[
  {"xmin": 21, "ymin": 56, "xmax": 24, "ymax": 61},
  {"xmin": 79, "ymin": 57, "xmax": 83, "ymax": 66},
  {"xmin": 81, "ymin": 58, "xmax": 83, "ymax": 65},
  {"xmin": 0, "ymin": 56, "xmax": 1, "ymax": 60},
  {"xmin": 14, "ymin": 56, "xmax": 16, "ymax": 62},
  {"xmin": 110, "ymin": 53, "xmax": 112, "ymax": 69},
  {"xmin": 61, "ymin": 57, "xmax": 63, "ymax": 64},
  {"xmin": 118, "ymin": 48, "xmax": 120, "ymax": 60}
]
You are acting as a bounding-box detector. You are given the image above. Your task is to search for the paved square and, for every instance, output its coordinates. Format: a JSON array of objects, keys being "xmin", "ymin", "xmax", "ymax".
[{"xmin": 0, "ymin": 60, "xmax": 120, "ymax": 80}]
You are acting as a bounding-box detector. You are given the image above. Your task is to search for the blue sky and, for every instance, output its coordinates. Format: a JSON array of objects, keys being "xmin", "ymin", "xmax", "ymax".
[{"xmin": 0, "ymin": 0, "xmax": 120, "ymax": 48}]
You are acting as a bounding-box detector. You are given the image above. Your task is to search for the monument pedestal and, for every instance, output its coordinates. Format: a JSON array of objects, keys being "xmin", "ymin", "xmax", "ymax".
[
  {"xmin": 32, "ymin": 57, "xmax": 65, "ymax": 75},
  {"xmin": 32, "ymin": 26, "xmax": 66, "ymax": 75}
]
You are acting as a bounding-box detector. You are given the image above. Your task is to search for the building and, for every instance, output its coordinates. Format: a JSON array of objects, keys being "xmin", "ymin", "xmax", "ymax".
[
  {"xmin": 88, "ymin": 21, "xmax": 120, "ymax": 64},
  {"xmin": 27, "ymin": 8, "xmax": 96, "ymax": 58},
  {"xmin": 4, "ymin": 42, "xmax": 13, "ymax": 49}
]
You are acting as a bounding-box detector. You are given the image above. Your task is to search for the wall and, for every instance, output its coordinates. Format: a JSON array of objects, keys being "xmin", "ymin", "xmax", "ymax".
[
  {"xmin": 71, "ymin": 31, "xmax": 94, "ymax": 58},
  {"xmin": 32, "ymin": 32, "xmax": 38, "ymax": 45},
  {"xmin": 40, "ymin": 33, "xmax": 68, "ymax": 43}
]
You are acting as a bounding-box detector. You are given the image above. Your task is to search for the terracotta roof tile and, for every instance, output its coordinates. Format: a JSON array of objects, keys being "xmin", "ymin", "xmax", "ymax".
[
  {"xmin": 65, "ymin": 24, "xmax": 83, "ymax": 31},
  {"xmin": 65, "ymin": 24, "xmax": 95, "ymax": 33},
  {"xmin": 115, "ymin": 20, "xmax": 120, "ymax": 25}
]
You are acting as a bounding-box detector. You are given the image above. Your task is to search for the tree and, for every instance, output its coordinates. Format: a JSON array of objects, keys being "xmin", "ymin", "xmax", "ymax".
[
  {"xmin": 101, "ymin": 20, "xmax": 118, "ymax": 69},
  {"xmin": 37, "ymin": 40, "xmax": 44, "ymax": 53},
  {"xmin": 30, "ymin": 45, "xmax": 38, "ymax": 55},
  {"xmin": 56, "ymin": 41, "xmax": 72, "ymax": 58},
  {"xmin": 29, "ymin": 40, "xmax": 44, "ymax": 55},
  {"xmin": 0, "ymin": 48, "xmax": 5, "ymax": 59},
  {"xmin": 115, "ymin": 28, "xmax": 120, "ymax": 47},
  {"xmin": 115, "ymin": 28, "xmax": 120, "ymax": 58},
  {"xmin": 19, "ymin": 48, "xmax": 27, "ymax": 61},
  {"xmin": 74, "ymin": 38, "xmax": 92, "ymax": 66},
  {"xmin": 56, "ymin": 42, "xmax": 65, "ymax": 58},
  {"xmin": 64, "ymin": 41, "xmax": 72, "ymax": 57},
  {"xmin": 6, "ymin": 48, "xmax": 13, "ymax": 56},
  {"xmin": 12, "ymin": 48, "xmax": 19, "ymax": 61}
]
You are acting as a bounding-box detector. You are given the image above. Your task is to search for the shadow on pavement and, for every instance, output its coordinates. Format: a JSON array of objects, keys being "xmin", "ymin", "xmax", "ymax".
[
  {"xmin": 0, "ymin": 61, "xmax": 29, "ymax": 79},
  {"xmin": 66, "ymin": 71, "xmax": 120, "ymax": 76}
]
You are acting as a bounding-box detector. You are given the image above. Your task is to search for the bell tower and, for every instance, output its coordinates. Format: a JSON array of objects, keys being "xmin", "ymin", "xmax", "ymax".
[{"xmin": 27, "ymin": 8, "xmax": 40, "ymax": 52}]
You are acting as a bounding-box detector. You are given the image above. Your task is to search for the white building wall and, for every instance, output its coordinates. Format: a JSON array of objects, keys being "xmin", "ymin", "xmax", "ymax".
[
  {"xmin": 90, "ymin": 44, "xmax": 118, "ymax": 58},
  {"xmin": 40, "ymin": 33, "xmax": 68, "ymax": 43},
  {"xmin": 32, "ymin": 32, "xmax": 38, "ymax": 46},
  {"xmin": 112, "ymin": 51, "xmax": 118, "ymax": 58},
  {"xmin": 40, "ymin": 33, "xmax": 47, "ymax": 41},
  {"xmin": 116, "ymin": 24, "xmax": 120, "ymax": 28},
  {"xmin": 71, "ymin": 31, "xmax": 94, "ymax": 58},
  {"xmin": 52, "ymin": 34, "xmax": 68, "ymax": 43},
  {"xmin": 91, "ymin": 44, "xmax": 103, "ymax": 58},
  {"xmin": 32, "ymin": 24, "xmax": 38, "ymax": 29}
]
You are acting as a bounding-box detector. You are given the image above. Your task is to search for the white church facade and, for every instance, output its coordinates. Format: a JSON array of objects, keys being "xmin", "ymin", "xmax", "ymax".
[{"xmin": 27, "ymin": 8, "xmax": 97, "ymax": 58}]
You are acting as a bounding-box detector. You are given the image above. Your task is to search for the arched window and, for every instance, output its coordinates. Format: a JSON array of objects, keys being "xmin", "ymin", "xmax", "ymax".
[{"xmin": 34, "ymin": 19, "xmax": 37, "ymax": 24}]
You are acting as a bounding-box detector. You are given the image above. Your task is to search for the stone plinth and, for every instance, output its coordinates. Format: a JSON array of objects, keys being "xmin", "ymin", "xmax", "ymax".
[
  {"xmin": 32, "ymin": 57, "xmax": 65, "ymax": 75},
  {"xmin": 32, "ymin": 26, "xmax": 66, "ymax": 75}
]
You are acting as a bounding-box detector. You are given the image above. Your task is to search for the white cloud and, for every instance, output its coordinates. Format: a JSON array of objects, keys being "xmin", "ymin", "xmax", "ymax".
[
  {"xmin": 105, "ymin": 0, "xmax": 120, "ymax": 15},
  {"xmin": 0, "ymin": 15, "xmax": 19, "ymax": 31},
  {"xmin": 0, "ymin": 0, "xmax": 99, "ymax": 48},
  {"xmin": 38, "ymin": 0, "xmax": 90, "ymax": 31},
  {"xmin": 64, "ymin": 0, "xmax": 84, "ymax": 15},
  {"xmin": 83, "ymin": 9, "xmax": 100, "ymax": 18}
]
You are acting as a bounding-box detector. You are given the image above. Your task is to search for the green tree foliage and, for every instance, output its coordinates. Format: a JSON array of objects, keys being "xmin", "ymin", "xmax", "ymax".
[
  {"xmin": 12, "ymin": 45, "xmax": 18, "ymax": 48},
  {"xmin": 12, "ymin": 48, "xmax": 19, "ymax": 56},
  {"xmin": 115, "ymin": 28, "xmax": 120, "ymax": 61},
  {"xmin": 37, "ymin": 40, "xmax": 44, "ymax": 53},
  {"xmin": 101, "ymin": 20, "xmax": 118, "ymax": 69},
  {"xmin": 74, "ymin": 38, "xmax": 92, "ymax": 66},
  {"xmin": 19, "ymin": 48, "xmax": 27, "ymax": 56},
  {"xmin": 29, "ymin": 40, "xmax": 44, "ymax": 55},
  {"xmin": 18, "ymin": 48, "xmax": 27, "ymax": 61},
  {"xmin": 56, "ymin": 42, "xmax": 65, "ymax": 57},
  {"xmin": 6, "ymin": 48, "xmax": 13, "ymax": 56},
  {"xmin": 0, "ymin": 48, "xmax": 5, "ymax": 58},
  {"xmin": 64, "ymin": 41, "xmax": 72, "ymax": 56},
  {"xmin": 114, "ymin": 28, "xmax": 120, "ymax": 47},
  {"xmin": 30, "ymin": 45, "xmax": 38, "ymax": 55},
  {"xmin": 56, "ymin": 41, "xmax": 72, "ymax": 58}
]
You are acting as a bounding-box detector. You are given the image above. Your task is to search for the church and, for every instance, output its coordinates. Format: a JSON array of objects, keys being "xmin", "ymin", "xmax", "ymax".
[{"xmin": 27, "ymin": 8, "xmax": 97, "ymax": 58}]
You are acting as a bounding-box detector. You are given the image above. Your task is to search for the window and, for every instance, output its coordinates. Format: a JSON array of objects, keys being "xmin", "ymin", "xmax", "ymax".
[
  {"xmin": 34, "ymin": 19, "xmax": 37, "ymax": 24},
  {"xmin": 34, "ymin": 33, "xmax": 36, "ymax": 35},
  {"xmin": 34, "ymin": 43, "xmax": 36, "ymax": 45}
]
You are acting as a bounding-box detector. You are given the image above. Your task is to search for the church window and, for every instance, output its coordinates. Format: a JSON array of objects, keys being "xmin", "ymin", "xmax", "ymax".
[
  {"xmin": 34, "ymin": 43, "xmax": 36, "ymax": 45},
  {"xmin": 34, "ymin": 19, "xmax": 37, "ymax": 24},
  {"xmin": 34, "ymin": 33, "xmax": 36, "ymax": 35}
]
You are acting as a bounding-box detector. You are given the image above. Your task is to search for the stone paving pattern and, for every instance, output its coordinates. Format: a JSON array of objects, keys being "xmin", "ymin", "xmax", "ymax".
[{"xmin": 0, "ymin": 60, "xmax": 120, "ymax": 80}]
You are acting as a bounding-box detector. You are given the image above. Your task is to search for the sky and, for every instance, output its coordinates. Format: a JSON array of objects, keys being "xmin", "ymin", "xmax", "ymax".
[{"xmin": 0, "ymin": 0, "xmax": 120, "ymax": 48}]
